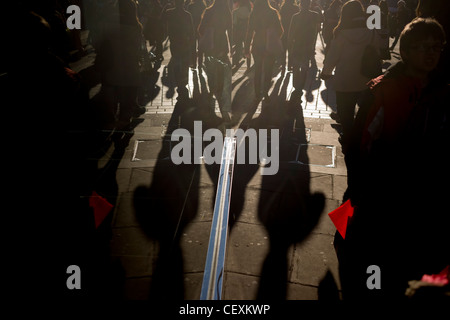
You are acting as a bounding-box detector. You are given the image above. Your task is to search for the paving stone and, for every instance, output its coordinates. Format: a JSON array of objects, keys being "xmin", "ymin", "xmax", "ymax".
[
  {"xmin": 226, "ymin": 222, "xmax": 270, "ymax": 276},
  {"xmin": 110, "ymin": 227, "xmax": 157, "ymax": 278},
  {"xmin": 333, "ymin": 175, "xmax": 348, "ymax": 202},
  {"xmin": 128, "ymin": 167, "xmax": 154, "ymax": 191},
  {"xmin": 132, "ymin": 139, "xmax": 165, "ymax": 161},
  {"xmin": 297, "ymin": 144, "xmax": 336, "ymax": 167},
  {"xmin": 290, "ymin": 233, "xmax": 341, "ymax": 291},
  {"xmin": 231, "ymin": 187, "xmax": 260, "ymax": 224},
  {"xmin": 113, "ymin": 191, "xmax": 139, "ymax": 228},
  {"xmin": 223, "ymin": 272, "xmax": 260, "ymax": 300},
  {"xmin": 192, "ymin": 185, "xmax": 215, "ymax": 222},
  {"xmin": 310, "ymin": 173, "xmax": 333, "ymax": 199},
  {"xmin": 314, "ymin": 198, "xmax": 341, "ymax": 236},
  {"xmin": 286, "ymin": 282, "xmax": 318, "ymax": 300},
  {"xmin": 184, "ymin": 272, "xmax": 204, "ymax": 300},
  {"xmin": 180, "ymin": 221, "xmax": 211, "ymax": 273}
]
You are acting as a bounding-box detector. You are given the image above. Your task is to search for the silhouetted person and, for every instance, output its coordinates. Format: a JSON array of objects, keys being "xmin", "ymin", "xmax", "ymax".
[
  {"xmin": 288, "ymin": 0, "xmax": 320, "ymax": 96},
  {"xmin": 322, "ymin": 0, "xmax": 342, "ymax": 55},
  {"xmin": 232, "ymin": 0, "xmax": 252, "ymax": 68},
  {"xmin": 310, "ymin": 0, "xmax": 324, "ymax": 58},
  {"xmin": 143, "ymin": 0, "xmax": 165, "ymax": 61},
  {"xmin": 198, "ymin": 0, "xmax": 233, "ymax": 119},
  {"xmin": 279, "ymin": 0, "xmax": 299, "ymax": 70},
  {"xmin": 320, "ymin": 0, "xmax": 381, "ymax": 148},
  {"xmin": 245, "ymin": 0, "xmax": 284, "ymax": 100},
  {"xmin": 342, "ymin": 17, "xmax": 450, "ymax": 300},
  {"xmin": 378, "ymin": 0, "xmax": 391, "ymax": 60},
  {"xmin": 390, "ymin": 0, "xmax": 413, "ymax": 50},
  {"xmin": 198, "ymin": 0, "xmax": 232, "ymax": 63},
  {"xmin": 187, "ymin": 0, "xmax": 207, "ymax": 68},
  {"xmin": 96, "ymin": 0, "xmax": 144, "ymax": 129},
  {"xmin": 162, "ymin": 0, "xmax": 196, "ymax": 100}
]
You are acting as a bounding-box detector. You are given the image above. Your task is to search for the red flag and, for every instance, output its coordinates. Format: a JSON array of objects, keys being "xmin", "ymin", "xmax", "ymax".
[
  {"xmin": 89, "ymin": 191, "xmax": 114, "ymax": 229},
  {"xmin": 328, "ymin": 199, "xmax": 354, "ymax": 239}
]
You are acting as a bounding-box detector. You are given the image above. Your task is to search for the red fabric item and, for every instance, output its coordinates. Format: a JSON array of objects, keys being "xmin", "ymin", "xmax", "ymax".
[
  {"xmin": 361, "ymin": 73, "xmax": 423, "ymax": 151},
  {"xmin": 420, "ymin": 266, "xmax": 450, "ymax": 286},
  {"xmin": 328, "ymin": 199, "xmax": 354, "ymax": 239},
  {"xmin": 89, "ymin": 191, "xmax": 114, "ymax": 229}
]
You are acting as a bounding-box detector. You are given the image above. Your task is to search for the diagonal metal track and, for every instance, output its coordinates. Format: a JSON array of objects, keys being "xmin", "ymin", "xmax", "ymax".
[{"xmin": 200, "ymin": 136, "xmax": 236, "ymax": 300}]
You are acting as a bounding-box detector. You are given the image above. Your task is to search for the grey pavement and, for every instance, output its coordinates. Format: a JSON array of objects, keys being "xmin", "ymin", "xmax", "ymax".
[{"xmin": 70, "ymin": 30, "xmax": 401, "ymax": 300}]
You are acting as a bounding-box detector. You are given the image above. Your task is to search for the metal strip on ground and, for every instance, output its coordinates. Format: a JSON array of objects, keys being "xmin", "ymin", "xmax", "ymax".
[{"xmin": 200, "ymin": 136, "xmax": 236, "ymax": 300}]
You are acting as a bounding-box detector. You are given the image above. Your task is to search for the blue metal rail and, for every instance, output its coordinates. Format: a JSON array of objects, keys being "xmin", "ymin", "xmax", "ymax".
[{"xmin": 200, "ymin": 136, "xmax": 236, "ymax": 300}]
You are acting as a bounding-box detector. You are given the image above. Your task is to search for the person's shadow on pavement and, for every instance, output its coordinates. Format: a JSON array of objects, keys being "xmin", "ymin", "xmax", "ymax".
[
  {"xmin": 133, "ymin": 68, "xmax": 225, "ymax": 300},
  {"xmin": 228, "ymin": 70, "xmax": 326, "ymax": 299}
]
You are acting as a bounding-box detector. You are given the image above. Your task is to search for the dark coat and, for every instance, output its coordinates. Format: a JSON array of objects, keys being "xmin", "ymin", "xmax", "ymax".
[
  {"xmin": 198, "ymin": 2, "xmax": 232, "ymax": 59},
  {"xmin": 245, "ymin": 6, "xmax": 283, "ymax": 56}
]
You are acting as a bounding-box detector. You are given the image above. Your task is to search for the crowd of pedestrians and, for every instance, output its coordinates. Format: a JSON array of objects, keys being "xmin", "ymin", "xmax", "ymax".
[
  {"xmin": 6, "ymin": 0, "xmax": 449, "ymax": 300},
  {"xmin": 16, "ymin": 0, "xmax": 429, "ymax": 129}
]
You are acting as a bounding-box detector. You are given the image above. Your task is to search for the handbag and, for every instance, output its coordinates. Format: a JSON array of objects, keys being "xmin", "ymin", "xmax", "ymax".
[
  {"xmin": 265, "ymin": 27, "xmax": 283, "ymax": 57},
  {"xmin": 361, "ymin": 30, "xmax": 382, "ymax": 79}
]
